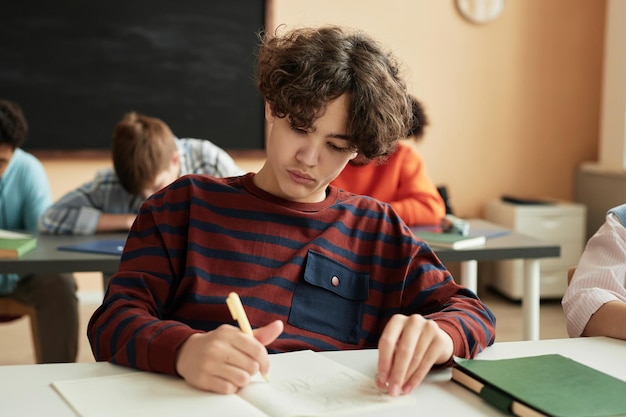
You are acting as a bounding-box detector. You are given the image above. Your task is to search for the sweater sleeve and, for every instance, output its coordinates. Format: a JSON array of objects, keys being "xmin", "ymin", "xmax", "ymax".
[
  {"xmin": 402, "ymin": 244, "xmax": 496, "ymax": 360},
  {"xmin": 425, "ymin": 284, "xmax": 496, "ymax": 360},
  {"xmin": 87, "ymin": 198, "xmax": 202, "ymax": 376}
]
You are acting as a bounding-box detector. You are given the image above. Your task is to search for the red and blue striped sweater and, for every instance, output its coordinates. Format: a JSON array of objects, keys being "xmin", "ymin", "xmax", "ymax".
[{"xmin": 88, "ymin": 172, "xmax": 495, "ymax": 376}]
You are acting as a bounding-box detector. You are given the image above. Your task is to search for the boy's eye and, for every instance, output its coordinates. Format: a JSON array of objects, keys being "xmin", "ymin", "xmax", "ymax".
[
  {"xmin": 291, "ymin": 125, "xmax": 308, "ymax": 134},
  {"xmin": 328, "ymin": 142, "xmax": 351, "ymax": 152}
]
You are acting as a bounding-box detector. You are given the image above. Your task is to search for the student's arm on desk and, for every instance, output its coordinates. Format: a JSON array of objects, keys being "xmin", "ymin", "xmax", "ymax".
[
  {"xmin": 583, "ymin": 301, "xmax": 626, "ymax": 340},
  {"xmin": 389, "ymin": 191, "xmax": 445, "ymax": 226},
  {"xmin": 96, "ymin": 213, "xmax": 137, "ymax": 232},
  {"xmin": 39, "ymin": 181, "xmax": 131, "ymax": 234},
  {"xmin": 39, "ymin": 170, "xmax": 140, "ymax": 234},
  {"xmin": 40, "ymin": 208, "xmax": 135, "ymax": 234}
]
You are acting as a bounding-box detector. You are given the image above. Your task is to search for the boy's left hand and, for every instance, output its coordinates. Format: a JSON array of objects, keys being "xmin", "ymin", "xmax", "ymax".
[{"xmin": 376, "ymin": 314, "xmax": 453, "ymax": 396}]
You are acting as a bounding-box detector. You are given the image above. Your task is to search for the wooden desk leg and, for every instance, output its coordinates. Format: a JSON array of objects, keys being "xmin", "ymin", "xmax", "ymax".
[
  {"xmin": 523, "ymin": 259, "xmax": 540, "ymax": 341},
  {"xmin": 460, "ymin": 260, "xmax": 478, "ymax": 294}
]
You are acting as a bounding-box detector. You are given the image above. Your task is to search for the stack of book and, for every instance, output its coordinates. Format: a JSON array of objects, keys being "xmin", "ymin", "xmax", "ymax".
[
  {"xmin": 412, "ymin": 230, "xmax": 486, "ymax": 249},
  {"xmin": 0, "ymin": 230, "xmax": 37, "ymax": 259}
]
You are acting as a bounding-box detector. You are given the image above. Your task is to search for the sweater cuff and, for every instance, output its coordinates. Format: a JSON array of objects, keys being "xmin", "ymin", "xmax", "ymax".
[
  {"xmin": 147, "ymin": 324, "xmax": 204, "ymax": 376},
  {"xmin": 433, "ymin": 319, "xmax": 467, "ymax": 367}
]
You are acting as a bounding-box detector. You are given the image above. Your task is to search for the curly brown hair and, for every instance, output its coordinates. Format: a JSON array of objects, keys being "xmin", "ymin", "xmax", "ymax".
[
  {"xmin": 408, "ymin": 95, "xmax": 429, "ymax": 140},
  {"xmin": 112, "ymin": 112, "xmax": 176, "ymax": 195},
  {"xmin": 0, "ymin": 99, "xmax": 28, "ymax": 150},
  {"xmin": 256, "ymin": 26, "xmax": 412, "ymax": 159}
]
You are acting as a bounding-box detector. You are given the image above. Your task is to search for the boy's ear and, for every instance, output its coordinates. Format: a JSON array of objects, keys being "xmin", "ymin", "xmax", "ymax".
[
  {"xmin": 349, "ymin": 151, "xmax": 358, "ymax": 160},
  {"xmin": 171, "ymin": 149, "xmax": 181, "ymax": 168},
  {"xmin": 264, "ymin": 101, "xmax": 275, "ymax": 123}
]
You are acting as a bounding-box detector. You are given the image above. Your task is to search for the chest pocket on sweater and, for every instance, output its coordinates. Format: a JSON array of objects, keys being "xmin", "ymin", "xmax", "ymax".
[{"xmin": 289, "ymin": 250, "xmax": 369, "ymax": 344}]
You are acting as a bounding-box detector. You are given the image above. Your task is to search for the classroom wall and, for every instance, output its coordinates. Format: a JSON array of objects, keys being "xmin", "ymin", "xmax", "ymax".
[{"xmin": 38, "ymin": 0, "xmax": 606, "ymax": 218}]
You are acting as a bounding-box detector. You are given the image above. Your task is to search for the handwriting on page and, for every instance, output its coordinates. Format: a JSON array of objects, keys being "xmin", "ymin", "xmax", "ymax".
[
  {"xmin": 241, "ymin": 370, "xmax": 405, "ymax": 417},
  {"xmin": 275, "ymin": 370, "xmax": 390, "ymax": 408}
]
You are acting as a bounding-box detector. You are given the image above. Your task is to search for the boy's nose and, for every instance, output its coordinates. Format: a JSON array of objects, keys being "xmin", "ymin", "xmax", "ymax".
[{"xmin": 296, "ymin": 142, "xmax": 321, "ymax": 166}]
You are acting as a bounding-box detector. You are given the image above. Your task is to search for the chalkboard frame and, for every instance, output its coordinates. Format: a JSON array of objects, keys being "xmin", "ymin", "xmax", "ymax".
[{"xmin": 0, "ymin": 0, "xmax": 267, "ymax": 152}]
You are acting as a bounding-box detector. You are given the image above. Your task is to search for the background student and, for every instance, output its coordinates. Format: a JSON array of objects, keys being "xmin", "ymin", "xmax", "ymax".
[
  {"xmin": 331, "ymin": 95, "xmax": 445, "ymax": 226},
  {"xmin": 88, "ymin": 25, "xmax": 495, "ymax": 396},
  {"xmin": 562, "ymin": 203, "xmax": 626, "ymax": 340},
  {"xmin": 39, "ymin": 112, "xmax": 244, "ymax": 235},
  {"xmin": 0, "ymin": 98, "xmax": 78, "ymax": 363}
]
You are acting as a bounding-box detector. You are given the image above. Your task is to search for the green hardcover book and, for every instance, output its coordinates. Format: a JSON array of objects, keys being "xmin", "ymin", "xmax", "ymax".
[
  {"xmin": 452, "ymin": 354, "xmax": 626, "ymax": 417},
  {"xmin": 0, "ymin": 237, "xmax": 37, "ymax": 259},
  {"xmin": 412, "ymin": 231, "xmax": 486, "ymax": 249}
]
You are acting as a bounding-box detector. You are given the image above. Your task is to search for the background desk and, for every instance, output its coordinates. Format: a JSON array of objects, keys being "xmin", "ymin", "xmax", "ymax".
[
  {"xmin": 0, "ymin": 337, "xmax": 623, "ymax": 417},
  {"xmin": 0, "ymin": 233, "xmax": 127, "ymax": 275},
  {"xmin": 433, "ymin": 219, "xmax": 560, "ymax": 341}
]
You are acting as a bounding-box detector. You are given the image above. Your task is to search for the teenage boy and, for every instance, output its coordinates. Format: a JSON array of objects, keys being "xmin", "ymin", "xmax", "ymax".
[
  {"xmin": 88, "ymin": 26, "xmax": 496, "ymax": 396},
  {"xmin": 39, "ymin": 112, "xmax": 244, "ymax": 235},
  {"xmin": 0, "ymin": 98, "xmax": 78, "ymax": 363}
]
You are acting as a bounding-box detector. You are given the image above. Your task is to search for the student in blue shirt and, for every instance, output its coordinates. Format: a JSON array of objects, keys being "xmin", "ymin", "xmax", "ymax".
[
  {"xmin": 0, "ymin": 98, "xmax": 78, "ymax": 363},
  {"xmin": 39, "ymin": 112, "xmax": 244, "ymax": 235}
]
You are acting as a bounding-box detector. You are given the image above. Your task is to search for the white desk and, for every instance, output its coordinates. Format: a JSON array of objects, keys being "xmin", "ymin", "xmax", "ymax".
[{"xmin": 0, "ymin": 337, "xmax": 623, "ymax": 417}]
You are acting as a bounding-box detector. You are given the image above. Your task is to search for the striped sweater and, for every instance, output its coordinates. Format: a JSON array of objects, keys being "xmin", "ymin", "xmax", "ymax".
[{"xmin": 88, "ymin": 172, "xmax": 495, "ymax": 376}]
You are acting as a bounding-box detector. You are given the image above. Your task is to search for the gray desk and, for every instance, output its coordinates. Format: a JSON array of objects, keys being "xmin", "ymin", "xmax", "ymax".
[
  {"xmin": 0, "ymin": 233, "xmax": 127, "ymax": 275},
  {"xmin": 432, "ymin": 219, "xmax": 560, "ymax": 341},
  {"xmin": 416, "ymin": 219, "xmax": 566, "ymax": 340},
  {"xmin": 434, "ymin": 219, "xmax": 560, "ymax": 263}
]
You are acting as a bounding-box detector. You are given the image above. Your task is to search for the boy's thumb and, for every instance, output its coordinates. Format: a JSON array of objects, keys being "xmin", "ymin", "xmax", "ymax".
[{"xmin": 253, "ymin": 320, "xmax": 284, "ymax": 346}]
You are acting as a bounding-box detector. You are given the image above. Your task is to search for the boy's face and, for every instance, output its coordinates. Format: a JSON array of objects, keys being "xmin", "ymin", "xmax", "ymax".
[
  {"xmin": 0, "ymin": 143, "xmax": 15, "ymax": 178},
  {"xmin": 139, "ymin": 152, "xmax": 180, "ymax": 199},
  {"xmin": 256, "ymin": 94, "xmax": 357, "ymax": 203}
]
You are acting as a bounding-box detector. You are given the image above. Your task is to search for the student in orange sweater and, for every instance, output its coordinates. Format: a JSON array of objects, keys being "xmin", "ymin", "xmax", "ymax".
[{"xmin": 331, "ymin": 96, "xmax": 445, "ymax": 226}]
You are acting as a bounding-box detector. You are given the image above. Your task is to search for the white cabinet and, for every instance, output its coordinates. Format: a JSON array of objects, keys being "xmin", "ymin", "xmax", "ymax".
[{"xmin": 485, "ymin": 200, "xmax": 586, "ymax": 300}]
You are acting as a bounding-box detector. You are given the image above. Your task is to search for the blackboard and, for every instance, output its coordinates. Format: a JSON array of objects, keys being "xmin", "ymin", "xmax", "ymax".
[{"xmin": 0, "ymin": 0, "xmax": 266, "ymax": 151}]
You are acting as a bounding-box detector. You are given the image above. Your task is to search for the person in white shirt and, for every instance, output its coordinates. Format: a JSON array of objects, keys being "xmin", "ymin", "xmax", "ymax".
[{"xmin": 562, "ymin": 203, "xmax": 626, "ymax": 339}]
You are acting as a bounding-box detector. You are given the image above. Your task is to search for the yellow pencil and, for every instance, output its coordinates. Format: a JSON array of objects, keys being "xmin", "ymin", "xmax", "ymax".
[{"xmin": 226, "ymin": 292, "xmax": 269, "ymax": 382}]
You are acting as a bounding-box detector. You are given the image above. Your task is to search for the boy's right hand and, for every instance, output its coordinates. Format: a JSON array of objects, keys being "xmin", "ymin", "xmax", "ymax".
[{"xmin": 175, "ymin": 320, "xmax": 283, "ymax": 393}]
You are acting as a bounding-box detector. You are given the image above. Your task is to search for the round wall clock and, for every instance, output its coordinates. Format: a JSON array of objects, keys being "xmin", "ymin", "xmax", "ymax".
[{"xmin": 456, "ymin": 0, "xmax": 505, "ymax": 24}]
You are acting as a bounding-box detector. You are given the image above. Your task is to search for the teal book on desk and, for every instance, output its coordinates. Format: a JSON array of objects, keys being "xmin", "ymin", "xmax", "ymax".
[
  {"xmin": 412, "ymin": 231, "xmax": 486, "ymax": 249},
  {"xmin": 452, "ymin": 354, "xmax": 626, "ymax": 417}
]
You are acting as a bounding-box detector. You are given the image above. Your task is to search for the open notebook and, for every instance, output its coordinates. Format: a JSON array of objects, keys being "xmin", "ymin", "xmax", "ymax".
[{"xmin": 52, "ymin": 350, "xmax": 414, "ymax": 417}]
